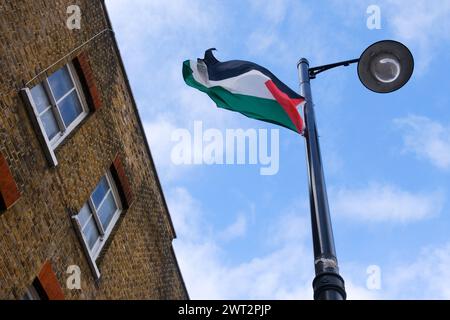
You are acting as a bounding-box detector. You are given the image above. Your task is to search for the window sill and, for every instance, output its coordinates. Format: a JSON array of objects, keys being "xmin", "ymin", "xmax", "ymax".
[{"xmin": 50, "ymin": 111, "xmax": 89, "ymax": 150}]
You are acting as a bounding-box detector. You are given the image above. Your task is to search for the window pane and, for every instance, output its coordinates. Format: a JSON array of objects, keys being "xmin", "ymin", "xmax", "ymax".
[
  {"xmin": 91, "ymin": 177, "xmax": 109, "ymax": 208},
  {"xmin": 98, "ymin": 192, "xmax": 117, "ymax": 230},
  {"xmin": 57, "ymin": 90, "xmax": 83, "ymax": 127},
  {"xmin": 40, "ymin": 109, "xmax": 59, "ymax": 140},
  {"xmin": 30, "ymin": 84, "xmax": 50, "ymax": 114},
  {"xmin": 78, "ymin": 202, "xmax": 92, "ymax": 228},
  {"xmin": 82, "ymin": 218, "xmax": 100, "ymax": 250},
  {"xmin": 48, "ymin": 66, "xmax": 74, "ymax": 101}
]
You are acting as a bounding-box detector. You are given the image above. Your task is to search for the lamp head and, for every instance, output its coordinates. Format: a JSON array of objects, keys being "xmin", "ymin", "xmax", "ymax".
[{"xmin": 358, "ymin": 40, "xmax": 414, "ymax": 93}]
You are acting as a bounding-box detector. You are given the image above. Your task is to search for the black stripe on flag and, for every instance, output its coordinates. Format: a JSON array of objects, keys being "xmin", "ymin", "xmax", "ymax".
[{"xmin": 202, "ymin": 49, "xmax": 301, "ymax": 100}]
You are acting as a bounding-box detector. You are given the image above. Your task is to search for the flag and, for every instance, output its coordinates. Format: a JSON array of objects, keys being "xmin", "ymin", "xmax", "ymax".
[{"xmin": 183, "ymin": 49, "xmax": 305, "ymax": 134}]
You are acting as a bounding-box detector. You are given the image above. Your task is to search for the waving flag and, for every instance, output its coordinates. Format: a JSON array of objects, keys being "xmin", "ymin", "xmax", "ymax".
[{"xmin": 183, "ymin": 49, "xmax": 305, "ymax": 134}]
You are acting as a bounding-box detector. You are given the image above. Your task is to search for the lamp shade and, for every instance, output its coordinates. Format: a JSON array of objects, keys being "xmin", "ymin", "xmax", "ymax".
[{"xmin": 357, "ymin": 40, "xmax": 414, "ymax": 93}]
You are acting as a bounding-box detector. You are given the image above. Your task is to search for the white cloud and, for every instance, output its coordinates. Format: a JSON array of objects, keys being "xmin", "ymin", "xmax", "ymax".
[
  {"xmin": 340, "ymin": 241, "xmax": 450, "ymax": 300},
  {"xmin": 173, "ymin": 227, "xmax": 315, "ymax": 299},
  {"xmin": 331, "ymin": 0, "xmax": 450, "ymax": 74},
  {"xmin": 394, "ymin": 115, "xmax": 450, "ymax": 170},
  {"xmin": 331, "ymin": 183, "xmax": 444, "ymax": 223},
  {"xmin": 248, "ymin": 0, "xmax": 291, "ymax": 25},
  {"xmin": 384, "ymin": 242, "xmax": 450, "ymax": 299},
  {"xmin": 169, "ymin": 187, "xmax": 377, "ymax": 299},
  {"xmin": 144, "ymin": 118, "xmax": 176, "ymax": 162},
  {"xmin": 106, "ymin": 0, "xmax": 233, "ymax": 124},
  {"xmin": 267, "ymin": 204, "xmax": 310, "ymax": 246},
  {"xmin": 246, "ymin": 32, "xmax": 278, "ymax": 56},
  {"xmin": 143, "ymin": 118, "xmax": 192, "ymax": 182},
  {"xmin": 107, "ymin": 0, "xmax": 243, "ymax": 184},
  {"xmin": 244, "ymin": 0, "xmax": 341, "ymax": 67},
  {"xmin": 170, "ymin": 186, "xmax": 449, "ymax": 299},
  {"xmin": 218, "ymin": 215, "xmax": 247, "ymax": 242},
  {"xmin": 106, "ymin": 0, "xmax": 222, "ymax": 49},
  {"xmin": 384, "ymin": 0, "xmax": 450, "ymax": 43},
  {"xmin": 169, "ymin": 186, "xmax": 314, "ymax": 299},
  {"xmin": 383, "ymin": 0, "xmax": 450, "ymax": 73},
  {"xmin": 245, "ymin": 0, "xmax": 303, "ymax": 62},
  {"xmin": 344, "ymin": 280, "xmax": 382, "ymax": 300},
  {"xmin": 166, "ymin": 187, "xmax": 208, "ymax": 241}
]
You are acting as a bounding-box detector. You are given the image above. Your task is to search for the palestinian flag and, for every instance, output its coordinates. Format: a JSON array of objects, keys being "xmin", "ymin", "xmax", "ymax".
[{"xmin": 183, "ymin": 49, "xmax": 305, "ymax": 134}]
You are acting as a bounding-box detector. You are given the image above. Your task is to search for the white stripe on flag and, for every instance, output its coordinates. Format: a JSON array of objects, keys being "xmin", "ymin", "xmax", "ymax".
[{"xmin": 189, "ymin": 60, "xmax": 275, "ymax": 100}]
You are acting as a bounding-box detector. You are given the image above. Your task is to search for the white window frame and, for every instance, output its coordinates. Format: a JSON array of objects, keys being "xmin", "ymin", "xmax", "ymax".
[
  {"xmin": 20, "ymin": 63, "xmax": 89, "ymax": 167},
  {"xmin": 72, "ymin": 171, "xmax": 123, "ymax": 280}
]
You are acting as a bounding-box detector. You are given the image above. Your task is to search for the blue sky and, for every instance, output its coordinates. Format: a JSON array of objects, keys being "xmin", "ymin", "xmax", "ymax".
[{"xmin": 107, "ymin": 0, "xmax": 450, "ymax": 299}]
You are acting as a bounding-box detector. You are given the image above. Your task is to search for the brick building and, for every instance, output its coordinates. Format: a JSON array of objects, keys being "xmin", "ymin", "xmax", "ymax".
[{"xmin": 0, "ymin": 0, "xmax": 188, "ymax": 299}]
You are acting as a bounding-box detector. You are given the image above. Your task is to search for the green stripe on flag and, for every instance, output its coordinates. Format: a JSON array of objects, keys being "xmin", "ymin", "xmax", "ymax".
[{"xmin": 182, "ymin": 60, "xmax": 299, "ymax": 133}]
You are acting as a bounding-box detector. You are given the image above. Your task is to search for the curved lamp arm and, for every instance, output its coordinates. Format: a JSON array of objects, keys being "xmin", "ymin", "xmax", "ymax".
[{"xmin": 308, "ymin": 58, "xmax": 359, "ymax": 79}]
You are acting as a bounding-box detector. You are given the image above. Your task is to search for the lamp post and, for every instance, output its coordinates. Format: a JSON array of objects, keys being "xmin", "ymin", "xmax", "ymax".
[{"xmin": 298, "ymin": 40, "xmax": 414, "ymax": 300}]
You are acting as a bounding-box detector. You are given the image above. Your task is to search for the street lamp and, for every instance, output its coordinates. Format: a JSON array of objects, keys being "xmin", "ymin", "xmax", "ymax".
[{"xmin": 298, "ymin": 40, "xmax": 414, "ymax": 300}]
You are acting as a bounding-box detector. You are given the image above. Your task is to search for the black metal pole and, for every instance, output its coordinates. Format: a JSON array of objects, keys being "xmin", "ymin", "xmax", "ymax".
[{"xmin": 297, "ymin": 58, "xmax": 346, "ymax": 300}]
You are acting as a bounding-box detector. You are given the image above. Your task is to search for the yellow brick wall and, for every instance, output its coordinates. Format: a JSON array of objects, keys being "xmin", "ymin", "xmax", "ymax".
[{"xmin": 0, "ymin": 0, "xmax": 187, "ymax": 299}]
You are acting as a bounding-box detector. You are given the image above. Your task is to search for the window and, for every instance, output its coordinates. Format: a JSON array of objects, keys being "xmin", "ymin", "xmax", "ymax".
[
  {"xmin": 30, "ymin": 64, "xmax": 88, "ymax": 147},
  {"xmin": 22, "ymin": 283, "xmax": 42, "ymax": 300},
  {"xmin": 21, "ymin": 63, "xmax": 89, "ymax": 166},
  {"xmin": 72, "ymin": 171, "xmax": 123, "ymax": 279}
]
